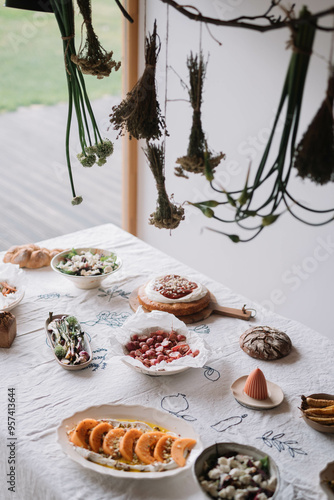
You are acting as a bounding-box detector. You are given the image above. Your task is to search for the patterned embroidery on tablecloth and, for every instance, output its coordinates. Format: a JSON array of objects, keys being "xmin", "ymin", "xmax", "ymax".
[
  {"xmin": 98, "ymin": 286, "xmax": 130, "ymax": 301},
  {"xmin": 81, "ymin": 311, "xmax": 131, "ymax": 328},
  {"xmin": 37, "ymin": 292, "xmax": 74, "ymax": 300},
  {"xmin": 203, "ymin": 366, "xmax": 221, "ymax": 381},
  {"xmin": 189, "ymin": 325, "xmax": 210, "ymax": 334},
  {"xmin": 161, "ymin": 393, "xmax": 197, "ymax": 422},
  {"xmin": 211, "ymin": 414, "xmax": 248, "ymax": 432},
  {"xmin": 85, "ymin": 348, "xmax": 108, "ymax": 372},
  {"xmin": 258, "ymin": 431, "xmax": 308, "ymax": 457}
]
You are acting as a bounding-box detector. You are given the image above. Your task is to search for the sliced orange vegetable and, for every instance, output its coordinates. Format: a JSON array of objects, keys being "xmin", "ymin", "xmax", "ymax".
[
  {"xmin": 89, "ymin": 422, "xmax": 113, "ymax": 453},
  {"xmin": 153, "ymin": 434, "xmax": 177, "ymax": 462},
  {"xmin": 134, "ymin": 431, "xmax": 165, "ymax": 464},
  {"xmin": 171, "ymin": 438, "xmax": 197, "ymax": 467},
  {"xmin": 102, "ymin": 428, "xmax": 126, "ymax": 457},
  {"xmin": 119, "ymin": 428, "xmax": 143, "ymax": 461},
  {"xmin": 70, "ymin": 419, "xmax": 98, "ymax": 449}
]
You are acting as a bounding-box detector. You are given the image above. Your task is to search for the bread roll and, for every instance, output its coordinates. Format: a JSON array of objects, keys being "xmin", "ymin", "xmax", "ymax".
[{"xmin": 3, "ymin": 245, "xmax": 63, "ymax": 269}]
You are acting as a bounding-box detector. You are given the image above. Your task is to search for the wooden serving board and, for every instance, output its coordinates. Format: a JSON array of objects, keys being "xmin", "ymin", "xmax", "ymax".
[{"xmin": 129, "ymin": 288, "xmax": 254, "ymax": 324}]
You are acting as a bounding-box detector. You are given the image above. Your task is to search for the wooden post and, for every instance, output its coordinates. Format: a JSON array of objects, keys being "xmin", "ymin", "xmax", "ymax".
[{"xmin": 122, "ymin": 0, "xmax": 139, "ymax": 235}]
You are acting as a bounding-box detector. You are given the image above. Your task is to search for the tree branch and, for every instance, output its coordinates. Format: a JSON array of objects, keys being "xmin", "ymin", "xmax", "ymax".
[{"xmin": 159, "ymin": 0, "xmax": 334, "ymax": 33}]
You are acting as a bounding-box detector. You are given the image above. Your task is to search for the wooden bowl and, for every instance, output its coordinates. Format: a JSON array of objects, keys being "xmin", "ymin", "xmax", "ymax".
[{"xmin": 301, "ymin": 393, "xmax": 334, "ymax": 434}]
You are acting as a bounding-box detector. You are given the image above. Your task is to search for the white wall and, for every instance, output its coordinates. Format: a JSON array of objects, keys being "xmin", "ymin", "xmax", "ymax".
[{"xmin": 136, "ymin": 0, "xmax": 334, "ymax": 340}]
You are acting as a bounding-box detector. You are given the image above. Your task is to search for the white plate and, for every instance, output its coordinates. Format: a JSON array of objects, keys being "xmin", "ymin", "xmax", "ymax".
[
  {"xmin": 57, "ymin": 403, "xmax": 202, "ymax": 479},
  {"xmin": 231, "ymin": 376, "xmax": 284, "ymax": 410},
  {"xmin": 0, "ymin": 289, "xmax": 25, "ymax": 312}
]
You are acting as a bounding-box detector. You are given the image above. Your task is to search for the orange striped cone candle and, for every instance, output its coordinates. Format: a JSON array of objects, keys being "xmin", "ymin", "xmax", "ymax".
[{"xmin": 243, "ymin": 368, "xmax": 268, "ymax": 400}]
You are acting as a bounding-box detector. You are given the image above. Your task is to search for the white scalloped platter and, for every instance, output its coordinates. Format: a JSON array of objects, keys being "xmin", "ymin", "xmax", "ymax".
[{"xmin": 57, "ymin": 403, "xmax": 202, "ymax": 479}]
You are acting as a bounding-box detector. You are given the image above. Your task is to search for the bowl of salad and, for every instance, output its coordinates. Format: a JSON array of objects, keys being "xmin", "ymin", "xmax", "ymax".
[
  {"xmin": 51, "ymin": 247, "xmax": 122, "ymax": 289},
  {"xmin": 193, "ymin": 442, "xmax": 279, "ymax": 499}
]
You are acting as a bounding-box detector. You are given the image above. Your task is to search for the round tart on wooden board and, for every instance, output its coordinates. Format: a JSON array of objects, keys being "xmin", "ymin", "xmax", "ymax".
[
  {"xmin": 239, "ymin": 325, "xmax": 292, "ymax": 360},
  {"xmin": 130, "ymin": 274, "xmax": 255, "ymax": 324},
  {"xmin": 137, "ymin": 275, "xmax": 211, "ymax": 316}
]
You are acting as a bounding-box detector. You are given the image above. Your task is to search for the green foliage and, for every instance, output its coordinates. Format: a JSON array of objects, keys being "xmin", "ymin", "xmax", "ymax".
[{"xmin": 0, "ymin": 0, "xmax": 121, "ymax": 112}]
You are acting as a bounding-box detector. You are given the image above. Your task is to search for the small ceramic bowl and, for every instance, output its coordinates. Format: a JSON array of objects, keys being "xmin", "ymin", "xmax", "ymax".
[
  {"xmin": 50, "ymin": 247, "xmax": 122, "ymax": 290},
  {"xmin": 45, "ymin": 313, "xmax": 92, "ymax": 371},
  {"xmin": 301, "ymin": 393, "xmax": 334, "ymax": 434},
  {"xmin": 194, "ymin": 442, "xmax": 280, "ymax": 499}
]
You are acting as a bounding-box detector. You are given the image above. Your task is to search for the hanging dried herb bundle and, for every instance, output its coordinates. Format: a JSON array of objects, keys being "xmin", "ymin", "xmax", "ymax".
[
  {"xmin": 144, "ymin": 142, "xmax": 185, "ymax": 229},
  {"xmin": 190, "ymin": 7, "xmax": 334, "ymax": 242},
  {"xmin": 71, "ymin": 0, "xmax": 121, "ymax": 78},
  {"xmin": 49, "ymin": 0, "xmax": 115, "ymax": 205},
  {"xmin": 293, "ymin": 68, "xmax": 334, "ymax": 184},
  {"xmin": 109, "ymin": 20, "xmax": 166, "ymax": 140},
  {"xmin": 175, "ymin": 52, "xmax": 225, "ymax": 181}
]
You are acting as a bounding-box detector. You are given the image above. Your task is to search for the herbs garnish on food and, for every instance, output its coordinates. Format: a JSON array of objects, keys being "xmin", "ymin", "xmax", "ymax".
[{"xmin": 48, "ymin": 313, "xmax": 90, "ymax": 366}]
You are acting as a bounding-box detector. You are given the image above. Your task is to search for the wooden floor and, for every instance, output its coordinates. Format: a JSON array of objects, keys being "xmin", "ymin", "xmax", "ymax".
[{"xmin": 0, "ymin": 96, "xmax": 122, "ymax": 250}]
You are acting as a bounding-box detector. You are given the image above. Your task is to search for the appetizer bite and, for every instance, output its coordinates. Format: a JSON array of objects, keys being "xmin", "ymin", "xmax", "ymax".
[
  {"xmin": 124, "ymin": 328, "xmax": 199, "ymax": 368},
  {"xmin": 138, "ymin": 274, "xmax": 211, "ymax": 316},
  {"xmin": 68, "ymin": 417, "xmax": 197, "ymax": 472},
  {"xmin": 47, "ymin": 314, "xmax": 91, "ymax": 366},
  {"xmin": 56, "ymin": 248, "xmax": 119, "ymax": 276}
]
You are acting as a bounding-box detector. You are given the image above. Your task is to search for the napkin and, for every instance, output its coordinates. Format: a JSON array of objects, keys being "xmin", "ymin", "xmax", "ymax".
[
  {"xmin": 109, "ymin": 306, "xmax": 212, "ymax": 373},
  {"xmin": 0, "ymin": 263, "xmax": 25, "ymax": 311}
]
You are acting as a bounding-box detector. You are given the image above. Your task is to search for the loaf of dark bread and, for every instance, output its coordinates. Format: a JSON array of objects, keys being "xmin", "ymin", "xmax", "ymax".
[{"xmin": 239, "ymin": 325, "xmax": 292, "ymax": 360}]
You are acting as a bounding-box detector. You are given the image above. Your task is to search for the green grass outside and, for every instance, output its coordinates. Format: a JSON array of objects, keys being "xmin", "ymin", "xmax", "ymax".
[{"xmin": 0, "ymin": 1, "xmax": 122, "ymax": 112}]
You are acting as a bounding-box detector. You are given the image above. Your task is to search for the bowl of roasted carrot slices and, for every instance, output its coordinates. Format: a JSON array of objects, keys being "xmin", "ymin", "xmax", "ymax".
[{"xmin": 300, "ymin": 393, "xmax": 334, "ymax": 433}]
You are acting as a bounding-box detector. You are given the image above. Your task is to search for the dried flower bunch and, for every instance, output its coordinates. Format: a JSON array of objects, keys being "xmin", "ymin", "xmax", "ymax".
[
  {"xmin": 109, "ymin": 20, "xmax": 166, "ymax": 140},
  {"xmin": 191, "ymin": 7, "xmax": 334, "ymax": 242},
  {"xmin": 294, "ymin": 68, "xmax": 334, "ymax": 185},
  {"xmin": 144, "ymin": 142, "xmax": 185, "ymax": 229},
  {"xmin": 71, "ymin": 0, "xmax": 121, "ymax": 79},
  {"xmin": 175, "ymin": 52, "xmax": 225, "ymax": 181},
  {"xmin": 49, "ymin": 0, "xmax": 116, "ymax": 204}
]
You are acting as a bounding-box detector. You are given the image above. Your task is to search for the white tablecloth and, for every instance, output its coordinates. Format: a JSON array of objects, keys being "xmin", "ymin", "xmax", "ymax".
[{"xmin": 0, "ymin": 223, "xmax": 333, "ymax": 500}]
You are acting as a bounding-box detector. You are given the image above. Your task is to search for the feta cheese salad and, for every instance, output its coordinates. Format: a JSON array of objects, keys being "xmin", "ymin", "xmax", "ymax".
[
  {"xmin": 56, "ymin": 249, "xmax": 119, "ymax": 276},
  {"xmin": 199, "ymin": 453, "xmax": 277, "ymax": 499}
]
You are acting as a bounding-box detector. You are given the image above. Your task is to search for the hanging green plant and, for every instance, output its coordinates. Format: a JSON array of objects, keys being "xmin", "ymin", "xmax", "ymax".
[
  {"xmin": 144, "ymin": 142, "xmax": 185, "ymax": 229},
  {"xmin": 175, "ymin": 52, "xmax": 225, "ymax": 181},
  {"xmin": 71, "ymin": 0, "xmax": 121, "ymax": 79},
  {"xmin": 190, "ymin": 7, "xmax": 334, "ymax": 242},
  {"xmin": 49, "ymin": 0, "xmax": 115, "ymax": 204},
  {"xmin": 109, "ymin": 20, "xmax": 166, "ymax": 140},
  {"xmin": 293, "ymin": 68, "xmax": 334, "ymax": 184}
]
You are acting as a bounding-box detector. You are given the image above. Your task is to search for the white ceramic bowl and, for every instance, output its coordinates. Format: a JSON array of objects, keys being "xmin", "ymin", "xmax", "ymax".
[
  {"xmin": 51, "ymin": 247, "xmax": 122, "ymax": 290},
  {"xmin": 194, "ymin": 442, "xmax": 280, "ymax": 499}
]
